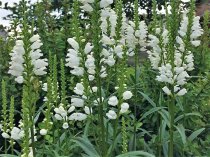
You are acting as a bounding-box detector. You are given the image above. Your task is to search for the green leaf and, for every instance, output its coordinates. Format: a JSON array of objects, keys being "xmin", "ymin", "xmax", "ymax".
[
  {"xmin": 140, "ymin": 106, "xmax": 166, "ymax": 121},
  {"xmin": 116, "ymin": 151, "xmax": 155, "ymax": 157},
  {"xmin": 174, "ymin": 112, "xmax": 202, "ymax": 123},
  {"xmin": 188, "ymin": 128, "xmax": 205, "ymax": 142},
  {"xmin": 175, "ymin": 97, "xmax": 184, "ymax": 111},
  {"xmin": 139, "ymin": 92, "xmax": 156, "ymax": 107},
  {"xmin": 52, "ymin": 150, "xmax": 68, "ymax": 157},
  {"xmin": 73, "ymin": 137, "xmax": 100, "ymax": 157},
  {"xmin": 175, "ymin": 124, "xmax": 186, "ymax": 145},
  {"xmin": 84, "ymin": 120, "xmax": 91, "ymax": 137},
  {"xmin": 159, "ymin": 109, "xmax": 170, "ymax": 127}
]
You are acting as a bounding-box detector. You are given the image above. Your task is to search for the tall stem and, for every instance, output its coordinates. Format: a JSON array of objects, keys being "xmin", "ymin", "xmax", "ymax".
[
  {"xmin": 168, "ymin": 95, "xmax": 175, "ymax": 157},
  {"xmin": 97, "ymin": 73, "xmax": 106, "ymax": 156},
  {"xmin": 133, "ymin": 0, "xmax": 139, "ymax": 150},
  {"xmin": 91, "ymin": 0, "xmax": 106, "ymax": 155}
]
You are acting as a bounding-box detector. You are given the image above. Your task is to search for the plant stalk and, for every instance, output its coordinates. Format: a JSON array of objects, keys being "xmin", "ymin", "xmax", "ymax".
[{"xmin": 168, "ymin": 96, "xmax": 175, "ymax": 157}]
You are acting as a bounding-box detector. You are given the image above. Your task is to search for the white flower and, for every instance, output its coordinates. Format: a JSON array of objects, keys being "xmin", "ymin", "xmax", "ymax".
[
  {"xmin": 191, "ymin": 40, "xmax": 200, "ymax": 47},
  {"xmin": 54, "ymin": 106, "xmax": 67, "ymax": 120},
  {"xmin": 55, "ymin": 114, "xmax": 63, "ymax": 120},
  {"xmin": 114, "ymin": 45, "xmax": 123, "ymax": 58},
  {"xmin": 66, "ymin": 49, "xmax": 80, "ymax": 68},
  {"xmin": 120, "ymin": 103, "xmax": 129, "ymax": 113},
  {"xmin": 162, "ymin": 86, "xmax": 171, "ymax": 95},
  {"xmin": 2, "ymin": 132, "xmax": 10, "ymax": 139},
  {"xmin": 102, "ymin": 48, "xmax": 110, "ymax": 57},
  {"xmin": 29, "ymin": 35, "xmax": 48, "ymax": 76},
  {"xmin": 81, "ymin": 3, "xmax": 93, "ymax": 12},
  {"xmin": 85, "ymin": 55, "xmax": 95, "ymax": 69},
  {"xmin": 177, "ymin": 88, "xmax": 187, "ymax": 96},
  {"xmin": 32, "ymin": 59, "xmax": 48, "ymax": 76},
  {"xmin": 105, "ymin": 55, "xmax": 115, "ymax": 66},
  {"xmin": 69, "ymin": 113, "xmax": 87, "ymax": 121},
  {"xmin": 71, "ymin": 67, "xmax": 84, "ymax": 76},
  {"xmin": 179, "ymin": 14, "xmax": 188, "ymax": 37},
  {"xmin": 101, "ymin": 34, "xmax": 114, "ymax": 45},
  {"xmin": 30, "ymin": 40, "xmax": 43, "ymax": 50},
  {"xmin": 15, "ymin": 76, "xmax": 24, "ymax": 84},
  {"xmin": 89, "ymin": 75, "xmax": 95, "ymax": 81},
  {"xmin": 62, "ymin": 122, "xmax": 69, "ymax": 129},
  {"xmin": 84, "ymin": 42, "xmax": 93, "ymax": 54},
  {"xmin": 190, "ymin": 16, "xmax": 203, "ymax": 40},
  {"xmin": 29, "ymin": 147, "xmax": 34, "ymax": 157},
  {"xmin": 135, "ymin": 21, "xmax": 148, "ymax": 50},
  {"xmin": 43, "ymin": 97, "xmax": 48, "ymax": 102},
  {"xmin": 106, "ymin": 110, "xmax": 117, "ymax": 119},
  {"xmin": 68, "ymin": 106, "xmax": 75, "ymax": 113},
  {"xmin": 108, "ymin": 96, "xmax": 118, "ymax": 106},
  {"xmin": 156, "ymin": 64, "xmax": 174, "ymax": 84},
  {"xmin": 181, "ymin": 0, "xmax": 190, "ymax": 2},
  {"xmin": 40, "ymin": 129, "xmax": 47, "ymax": 136},
  {"xmin": 74, "ymin": 83, "xmax": 84, "ymax": 95},
  {"xmin": 100, "ymin": 0, "xmax": 113, "ymax": 8},
  {"xmin": 30, "ymin": 34, "xmax": 40, "ymax": 43},
  {"xmin": 67, "ymin": 38, "xmax": 79, "ymax": 50},
  {"xmin": 92, "ymin": 86, "xmax": 98, "ymax": 92},
  {"xmin": 100, "ymin": 71, "xmax": 107, "ymax": 78},
  {"xmin": 123, "ymin": 91, "xmax": 133, "ymax": 100},
  {"xmin": 71, "ymin": 98, "xmax": 84, "ymax": 107},
  {"xmin": 8, "ymin": 40, "xmax": 25, "ymax": 83},
  {"xmin": 84, "ymin": 106, "xmax": 92, "ymax": 114},
  {"xmin": 174, "ymin": 85, "xmax": 180, "ymax": 92},
  {"xmin": 42, "ymin": 83, "xmax": 47, "ymax": 92},
  {"xmin": 30, "ymin": 49, "xmax": 43, "ymax": 60},
  {"xmin": 11, "ymin": 127, "xmax": 24, "ymax": 140}
]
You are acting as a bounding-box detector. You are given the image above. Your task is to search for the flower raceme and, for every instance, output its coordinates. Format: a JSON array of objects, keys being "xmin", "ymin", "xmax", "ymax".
[
  {"xmin": 8, "ymin": 34, "xmax": 48, "ymax": 83},
  {"xmin": 66, "ymin": 38, "xmax": 94, "ymax": 77},
  {"xmin": 1, "ymin": 125, "xmax": 24, "ymax": 140},
  {"xmin": 8, "ymin": 40, "xmax": 25, "ymax": 84},
  {"xmin": 106, "ymin": 91, "xmax": 133, "ymax": 120},
  {"xmin": 79, "ymin": 0, "xmax": 113, "ymax": 12},
  {"xmin": 147, "ymin": 11, "xmax": 203, "ymax": 96}
]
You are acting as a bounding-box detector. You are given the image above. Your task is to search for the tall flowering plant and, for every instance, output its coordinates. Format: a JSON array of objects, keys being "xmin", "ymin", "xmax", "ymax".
[
  {"xmin": 147, "ymin": 0, "xmax": 203, "ymax": 156},
  {"xmin": 5, "ymin": 1, "xmax": 48, "ymax": 156}
]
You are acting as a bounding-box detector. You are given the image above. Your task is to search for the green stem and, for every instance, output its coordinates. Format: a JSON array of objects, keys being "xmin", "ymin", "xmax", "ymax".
[
  {"xmin": 11, "ymin": 139, "xmax": 14, "ymax": 155},
  {"xmin": 97, "ymin": 75, "xmax": 106, "ymax": 157},
  {"xmin": 133, "ymin": 46, "xmax": 139, "ymax": 151},
  {"xmin": 29, "ymin": 110, "xmax": 36, "ymax": 157},
  {"xmin": 4, "ymin": 139, "xmax": 7, "ymax": 154},
  {"xmin": 168, "ymin": 96, "xmax": 175, "ymax": 157},
  {"xmin": 133, "ymin": 0, "xmax": 139, "ymax": 150}
]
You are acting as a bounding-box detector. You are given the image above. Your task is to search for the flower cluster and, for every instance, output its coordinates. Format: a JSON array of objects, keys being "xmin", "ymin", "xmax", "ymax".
[
  {"xmin": 1, "ymin": 121, "xmax": 24, "ymax": 141},
  {"xmin": 79, "ymin": 0, "xmax": 113, "ymax": 12},
  {"xmin": 125, "ymin": 20, "xmax": 148, "ymax": 52},
  {"xmin": 147, "ymin": 11, "xmax": 203, "ymax": 96},
  {"xmin": 8, "ymin": 40, "xmax": 25, "ymax": 84},
  {"xmin": 30, "ymin": 35, "xmax": 48, "ymax": 76},
  {"xmin": 106, "ymin": 91, "xmax": 133, "ymax": 119},
  {"xmin": 53, "ymin": 83, "xmax": 92, "ymax": 128},
  {"xmin": 8, "ymin": 34, "xmax": 48, "ymax": 83},
  {"xmin": 79, "ymin": 0, "xmax": 94, "ymax": 12},
  {"xmin": 66, "ymin": 38, "xmax": 93, "ymax": 77}
]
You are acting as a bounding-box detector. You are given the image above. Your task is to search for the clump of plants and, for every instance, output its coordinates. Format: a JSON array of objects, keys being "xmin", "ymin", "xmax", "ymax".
[{"xmin": 0, "ymin": 0, "xmax": 209, "ymax": 157}]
